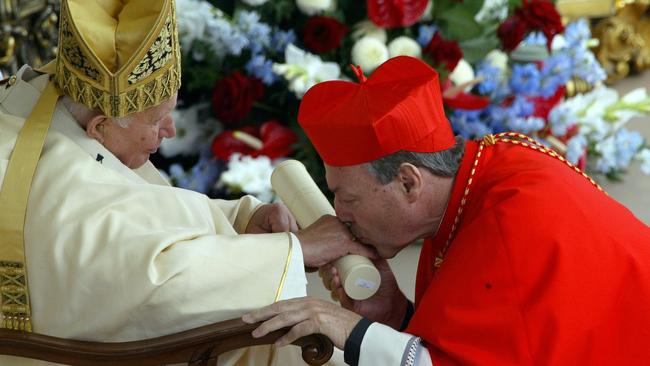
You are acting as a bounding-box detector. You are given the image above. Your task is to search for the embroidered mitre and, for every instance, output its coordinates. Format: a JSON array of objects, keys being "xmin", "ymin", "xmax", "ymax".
[{"xmin": 54, "ymin": 0, "xmax": 181, "ymax": 117}]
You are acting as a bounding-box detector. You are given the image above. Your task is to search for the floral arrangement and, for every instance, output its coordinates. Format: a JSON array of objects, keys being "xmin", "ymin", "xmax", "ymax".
[{"xmin": 158, "ymin": 0, "xmax": 650, "ymax": 202}]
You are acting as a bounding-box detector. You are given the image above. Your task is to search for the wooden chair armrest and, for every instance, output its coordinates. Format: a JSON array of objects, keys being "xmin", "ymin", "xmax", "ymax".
[{"xmin": 0, "ymin": 318, "xmax": 334, "ymax": 365}]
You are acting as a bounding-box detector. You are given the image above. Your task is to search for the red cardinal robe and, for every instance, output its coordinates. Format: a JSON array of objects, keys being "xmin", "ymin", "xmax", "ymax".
[{"xmin": 406, "ymin": 138, "xmax": 650, "ymax": 365}]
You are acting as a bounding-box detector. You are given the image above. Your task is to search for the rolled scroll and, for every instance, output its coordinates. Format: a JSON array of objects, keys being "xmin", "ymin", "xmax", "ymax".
[{"xmin": 271, "ymin": 160, "xmax": 380, "ymax": 300}]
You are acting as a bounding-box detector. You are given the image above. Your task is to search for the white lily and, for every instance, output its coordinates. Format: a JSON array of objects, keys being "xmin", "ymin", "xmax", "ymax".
[
  {"xmin": 273, "ymin": 44, "xmax": 341, "ymax": 98},
  {"xmin": 218, "ymin": 154, "xmax": 275, "ymax": 203}
]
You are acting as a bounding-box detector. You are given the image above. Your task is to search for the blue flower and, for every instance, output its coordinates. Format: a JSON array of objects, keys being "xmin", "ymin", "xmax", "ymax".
[
  {"xmin": 539, "ymin": 53, "xmax": 572, "ymax": 98},
  {"xmin": 595, "ymin": 136, "xmax": 617, "ymax": 173},
  {"xmin": 548, "ymin": 104, "xmax": 577, "ymax": 136},
  {"xmin": 510, "ymin": 63, "xmax": 541, "ymax": 95},
  {"xmin": 206, "ymin": 18, "xmax": 248, "ymax": 56},
  {"xmin": 449, "ymin": 109, "xmax": 493, "ymax": 139},
  {"xmin": 246, "ymin": 54, "xmax": 278, "ymax": 85},
  {"xmin": 272, "ymin": 29, "xmax": 296, "ymax": 54},
  {"xmin": 570, "ymin": 48, "xmax": 606, "ymax": 85},
  {"xmin": 523, "ymin": 31, "xmax": 547, "ymax": 46},
  {"xmin": 475, "ymin": 61, "xmax": 501, "ymax": 95},
  {"xmin": 509, "ymin": 95, "xmax": 535, "ymax": 117},
  {"xmin": 168, "ymin": 153, "xmax": 224, "ymax": 194},
  {"xmin": 614, "ymin": 128, "xmax": 644, "ymax": 168},
  {"xmin": 566, "ymin": 134, "xmax": 587, "ymax": 165},
  {"xmin": 564, "ymin": 19, "xmax": 591, "ymax": 48},
  {"xmin": 417, "ymin": 24, "xmax": 438, "ymax": 47},
  {"xmin": 507, "ymin": 116, "xmax": 545, "ymax": 135},
  {"xmin": 237, "ymin": 11, "xmax": 271, "ymax": 54},
  {"xmin": 486, "ymin": 105, "xmax": 511, "ymax": 133}
]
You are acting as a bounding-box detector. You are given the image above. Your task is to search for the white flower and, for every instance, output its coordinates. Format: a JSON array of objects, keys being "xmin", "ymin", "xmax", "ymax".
[
  {"xmin": 273, "ymin": 44, "xmax": 341, "ymax": 98},
  {"xmin": 160, "ymin": 103, "xmax": 222, "ymax": 158},
  {"xmin": 449, "ymin": 59, "xmax": 475, "ymax": 87},
  {"xmin": 581, "ymin": 117, "xmax": 610, "ymax": 141},
  {"xmin": 175, "ymin": 0, "xmax": 216, "ymax": 48},
  {"xmin": 242, "ymin": 0, "xmax": 269, "ymax": 5},
  {"xmin": 218, "ymin": 154, "xmax": 275, "ymax": 203},
  {"xmin": 484, "ymin": 49, "xmax": 508, "ymax": 72},
  {"xmin": 388, "ymin": 36, "xmax": 422, "ymax": 58},
  {"xmin": 295, "ymin": 0, "xmax": 335, "ymax": 16},
  {"xmin": 612, "ymin": 88, "xmax": 650, "ymax": 128},
  {"xmin": 581, "ymin": 86, "xmax": 619, "ymax": 121},
  {"xmin": 352, "ymin": 20, "xmax": 387, "ymax": 43},
  {"xmin": 351, "ymin": 37, "xmax": 389, "ymax": 73},
  {"xmin": 637, "ymin": 148, "xmax": 650, "ymax": 175},
  {"xmin": 551, "ymin": 35, "xmax": 567, "ymax": 51},
  {"xmin": 475, "ymin": 0, "xmax": 508, "ymax": 24}
]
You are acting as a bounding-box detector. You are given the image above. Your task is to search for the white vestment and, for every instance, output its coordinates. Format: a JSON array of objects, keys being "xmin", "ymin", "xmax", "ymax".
[{"xmin": 0, "ymin": 66, "xmax": 332, "ymax": 365}]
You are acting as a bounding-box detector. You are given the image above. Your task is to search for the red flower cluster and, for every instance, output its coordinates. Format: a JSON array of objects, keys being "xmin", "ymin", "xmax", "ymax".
[
  {"xmin": 424, "ymin": 32, "xmax": 463, "ymax": 71},
  {"xmin": 211, "ymin": 120, "xmax": 298, "ymax": 161},
  {"xmin": 211, "ymin": 71, "xmax": 264, "ymax": 124},
  {"xmin": 497, "ymin": 0, "xmax": 564, "ymax": 52},
  {"xmin": 367, "ymin": 0, "xmax": 429, "ymax": 28},
  {"xmin": 303, "ymin": 16, "xmax": 348, "ymax": 53}
]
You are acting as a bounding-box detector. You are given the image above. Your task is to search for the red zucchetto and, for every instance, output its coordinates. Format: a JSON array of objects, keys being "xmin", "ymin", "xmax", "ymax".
[{"xmin": 297, "ymin": 56, "xmax": 455, "ymax": 167}]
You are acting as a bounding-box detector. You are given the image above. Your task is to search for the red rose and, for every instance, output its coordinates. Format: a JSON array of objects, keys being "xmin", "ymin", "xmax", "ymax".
[
  {"xmin": 303, "ymin": 16, "xmax": 348, "ymax": 53},
  {"xmin": 367, "ymin": 0, "xmax": 429, "ymax": 28},
  {"xmin": 519, "ymin": 0, "xmax": 563, "ymax": 32},
  {"xmin": 211, "ymin": 71, "xmax": 264, "ymax": 124},
  {"xmin": 424, "ymin": 32, "xmax": 463, "ymax": 71},
  {"xmin": 518, "ymin": 0, "xmax": 564, "ymax": 49},
  {"xmin": 497, "ymin": 16, "xmax": 527, "ymax": 52}
]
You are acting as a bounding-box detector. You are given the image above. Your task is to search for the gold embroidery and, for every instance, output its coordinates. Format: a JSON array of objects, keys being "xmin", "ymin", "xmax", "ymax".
[
  {"xmin": 59, "ymin": 18, "xmax": 102, "ymax": 83},
  {"xmin": 0, "ymin": 260, "xmax": 32, "ymax": 332},
  {"xmin": 128, "ymin": 17, "xmax": 174, "ymax": 85}
]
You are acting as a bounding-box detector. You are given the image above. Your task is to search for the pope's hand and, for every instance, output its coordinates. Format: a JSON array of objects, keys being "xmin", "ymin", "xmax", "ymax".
[
  {"xmin": 246, "ymin": 203, "xmax": 298, "ymax": 234},
  {"xmin": 242, "ymin": 296, "xmax": 362, "ymax": 349},
  {"xmin": 322, "ymin": 258, "xmax": 408, "ymax": 330},
  {"xmin": 295, "ymin": 215, "xmax": 378, "ymax": 268}
]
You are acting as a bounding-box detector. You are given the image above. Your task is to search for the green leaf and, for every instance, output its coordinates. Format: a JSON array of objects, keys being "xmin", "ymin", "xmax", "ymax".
[
  {"xmin": 459, "ymin": 35, "xmax": 500, "ymax": 64},
  {"xmin": 439, "ymin": 5, "xmax": 483, "ymax": 41},
  {"xmin": 508, "ymin": 0, "xmax": 523, "ymax": 10}
]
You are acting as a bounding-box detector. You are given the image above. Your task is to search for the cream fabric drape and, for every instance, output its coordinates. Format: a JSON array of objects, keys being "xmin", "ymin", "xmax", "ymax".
[{"xmin": 0, "ymin": 66, "xmax": 314, "ymax": 365}]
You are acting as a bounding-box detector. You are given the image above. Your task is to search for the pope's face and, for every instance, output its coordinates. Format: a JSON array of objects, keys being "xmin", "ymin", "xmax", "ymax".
[
  {"xmin": 326, "ymin": 163, "xmax": 417, "ymax": 258},
  {"xmin": 102, "ymin": 94, "xmax": 177, "ymax": 169}
]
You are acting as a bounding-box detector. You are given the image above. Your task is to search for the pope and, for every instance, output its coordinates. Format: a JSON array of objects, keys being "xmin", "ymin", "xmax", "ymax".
[
  {"xmin": 0, "ymin": 0, "xmax": 372, "ymax": 365},
  {"xmin": 244, "ymin": 56, "xmax": 650, "ymax": 366}
]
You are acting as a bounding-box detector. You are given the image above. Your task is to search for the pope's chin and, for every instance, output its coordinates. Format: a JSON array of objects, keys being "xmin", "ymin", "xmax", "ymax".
[{"xmin": 126, "ymin": 154, "xmax": 151, "ymax": 169}]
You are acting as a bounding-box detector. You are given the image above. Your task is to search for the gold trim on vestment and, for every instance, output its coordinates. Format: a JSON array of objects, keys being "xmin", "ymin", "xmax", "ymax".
[
  {"xmin": 0, "ymin": 81, "xmax": 61, "ymax": 331},
  {"xmin": 274, "ymin": 233, "xmax": 294, "ymax": 302}
]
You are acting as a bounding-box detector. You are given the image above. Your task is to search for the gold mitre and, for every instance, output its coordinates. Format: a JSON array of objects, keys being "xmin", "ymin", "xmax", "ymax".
[{"xmin": 52, "ymin": 0, "xmax": 181, "ymax": 118}]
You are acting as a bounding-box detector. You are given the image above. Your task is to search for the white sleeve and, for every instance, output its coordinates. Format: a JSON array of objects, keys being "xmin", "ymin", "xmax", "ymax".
[
  {"xmin": 277, "ymin": 233, "xmax": 308, "ymax": 300},
  {"xmin": 358, "ymin": 322, "xmax": 432, "ymax": 366}
]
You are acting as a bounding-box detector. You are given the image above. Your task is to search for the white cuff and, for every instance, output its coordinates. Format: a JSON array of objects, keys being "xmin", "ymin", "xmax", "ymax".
[{"xmin": 359, "ymin": 322, "xmax": 432, "ymax": 366}]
